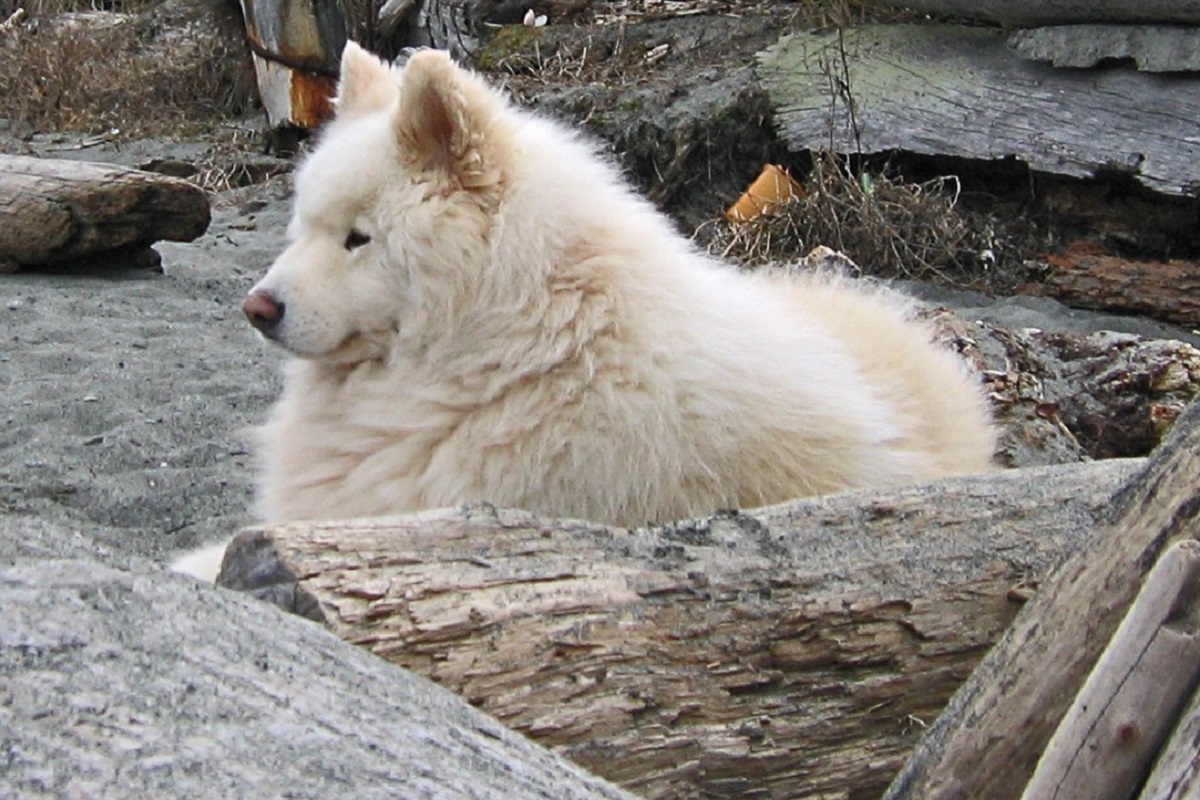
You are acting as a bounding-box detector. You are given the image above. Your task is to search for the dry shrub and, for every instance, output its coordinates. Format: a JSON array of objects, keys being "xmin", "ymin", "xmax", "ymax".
[
  {"xmin": 707, "ymin": 152, "xmax": 996, "ymax": 286},
  {"xmin": 0, "ymin": 0, "xmax": 254, "ymax": 136}
]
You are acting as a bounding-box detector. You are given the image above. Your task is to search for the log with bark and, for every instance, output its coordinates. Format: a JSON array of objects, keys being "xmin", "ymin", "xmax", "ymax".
[
  {"xmin": 757, "ymin": 24, "xmax": 1200, "ymax": 198},
  {"xmin": 928, "ymin": 308, "xmax": 1200, "ymax": 465},
  {"xmin": 1020, "ymin": 246, "xmax": 1200, "ymax": 327},
  {"xmin": 220, "ymin": 458, "xmax": 1141, "ymax": 799},
  {"xmin": 0, "ymin": 154, "xmax": 210, "ymax": 272},
  {"xmin": 885, "ymin": 398, "xmax": 1200, "ymax": 799}
]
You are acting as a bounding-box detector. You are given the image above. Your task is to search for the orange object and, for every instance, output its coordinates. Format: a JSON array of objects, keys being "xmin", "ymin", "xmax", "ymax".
[{"xmin": 726, "ymin": 164, "xmax": 805, "ymax": 222}]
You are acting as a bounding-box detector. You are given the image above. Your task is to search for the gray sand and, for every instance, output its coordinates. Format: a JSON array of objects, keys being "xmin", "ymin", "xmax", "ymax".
[{"xmin": 1, "ymin": 173, "xmax": 291, "ymax": 569}]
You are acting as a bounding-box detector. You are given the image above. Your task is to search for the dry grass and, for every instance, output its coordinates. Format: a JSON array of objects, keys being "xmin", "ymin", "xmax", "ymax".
[
  {"xmin": 705, "ymin": 152, "xmax": 998, "ymax": 286},
  {"xmin": 0, "ymin": 0, "xmax": 254, "ymax": 137}
]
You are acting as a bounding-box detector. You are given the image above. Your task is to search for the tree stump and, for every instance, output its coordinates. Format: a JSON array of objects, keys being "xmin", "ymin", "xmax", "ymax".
[{"xmin": 0, "ymin": 154, "xmax": 210, "ymax": 272}]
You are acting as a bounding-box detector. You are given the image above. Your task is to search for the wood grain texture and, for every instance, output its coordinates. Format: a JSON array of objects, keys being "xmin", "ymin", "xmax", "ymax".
[
  {"xmin": 1020, "ymin": 540, "xmax": 1200, "ymax": 800},
  {"xmin": 1139, "ymin": 682, "xmax": 1200, "ymax": 799},
  {"xmin": 222, "ymin": 459, "xmax": 1139, "ymax": 799},
  {"xmin": 886, "ymin": 399, "xmax": 1200, "ymax": 800},
  {"xmin": 758, "ymin": 25, "xmax": 1200, "ymax": 197},
  {"xmin": 0, "ymin": 154, "xmax": 209, "ymax": 269},
  {"xmin": 1022, "ymin": 249, "xmax": 1200, "ymax": 327},
  {"xmin": 1010, "ymin": 25, "xmax": 1200, "ymax": 72}
]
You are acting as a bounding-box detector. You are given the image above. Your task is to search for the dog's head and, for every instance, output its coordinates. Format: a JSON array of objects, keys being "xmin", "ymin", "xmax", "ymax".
[{"xmin": 244, "ymin": 43, "xmax": 513, "ymax": 364}]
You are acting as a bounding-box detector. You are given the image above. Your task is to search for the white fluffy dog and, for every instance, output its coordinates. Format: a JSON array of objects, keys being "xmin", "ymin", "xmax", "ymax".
[{"xmin": 173, "ymin": 43, "xmax": 995, "ymax": 581}]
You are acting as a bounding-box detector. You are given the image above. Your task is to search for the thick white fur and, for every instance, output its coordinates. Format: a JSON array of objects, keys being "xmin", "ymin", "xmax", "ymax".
[{"xmin": 172, "ymin": 43, "xmax": 995, "ymax": 581}]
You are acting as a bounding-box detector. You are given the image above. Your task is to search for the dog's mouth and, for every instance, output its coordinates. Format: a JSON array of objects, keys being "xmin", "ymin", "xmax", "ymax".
[{"xmin": 269, "ymin": 329, "xmax": 388, "ymax": 365}]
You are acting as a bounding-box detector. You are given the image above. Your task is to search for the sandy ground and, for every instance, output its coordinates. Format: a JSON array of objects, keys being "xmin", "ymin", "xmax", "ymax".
[
  {"xmin": 3, "ymin": 136, "xmax": 1198, "ymax": 575},
  {"xmin": 0, "ymin": 148, "xmax": 294, "ymax": 569}
]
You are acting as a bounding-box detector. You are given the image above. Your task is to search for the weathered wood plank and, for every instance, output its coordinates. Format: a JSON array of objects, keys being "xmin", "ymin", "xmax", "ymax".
[
  {"xmin": 885, "ymin": 399, "xmax": 1200, "ymax": 800},
  {"xmin": 221, "ymin": 458, "xmax": 1140, "ymax": 800},
  {"xmin": 1139, "ymin": 683, "xmax": 1200, "ymax": 799},
  {"xmin": 758, "ymin": 24, "xmax": 1200, "ymax": 197},
  {"xmin": 1020, "ymin": 540, "xmax": 1200, "ymax": 800},
  {"xmin": 872, "ymin": 0, "xmax": 1200, "ymax": 27},
  {"xmin": 0, "ymin": 154, "xmax": 210, "ymax": 271}
]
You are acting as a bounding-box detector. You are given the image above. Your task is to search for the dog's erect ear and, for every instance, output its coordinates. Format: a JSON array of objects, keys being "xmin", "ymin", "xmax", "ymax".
[
  {"xmin": 335, "ymin": 41, "xmax": 398, "ymax": 118},
  {"xmin": 394, "ymin": 50, "xmax": 502, "ymax": 190}
]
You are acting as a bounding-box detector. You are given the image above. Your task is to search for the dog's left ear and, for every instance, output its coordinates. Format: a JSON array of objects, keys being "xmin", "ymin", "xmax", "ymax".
[{"xmin": 394, "ymin": 50, "xmax": 503, "ymax": 190}]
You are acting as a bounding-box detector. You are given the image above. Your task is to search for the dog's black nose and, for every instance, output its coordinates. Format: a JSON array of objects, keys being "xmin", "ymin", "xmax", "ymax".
[{"xmin": 243, "ymin": 290, "xmax": 285, "ymax": 333}]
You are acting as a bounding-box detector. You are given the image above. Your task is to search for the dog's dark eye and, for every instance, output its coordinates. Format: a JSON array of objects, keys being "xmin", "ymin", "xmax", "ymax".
[{"xmin": 344, "ymin": 229, "xmax": 371, "ymax": 251}]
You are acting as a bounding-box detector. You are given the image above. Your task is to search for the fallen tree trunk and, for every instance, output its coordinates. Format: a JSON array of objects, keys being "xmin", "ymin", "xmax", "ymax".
[
  {"xmin": 885, "ymin": 399, "xmax": 1200, "ymax": 799},
  {"xmin": 221, "ymin": 458, "xmax": 1140, "ymax": 799},
  {"xmin": 0, "ymin": 154, "xmax": 210, "ymax": 272},
  {"xmin": 758, "ymin": 24, "xmax": 1200, "ymax": 198},
  {"xmin": 0, "ymin": 557, "xmax": 634, "ymax": 799}
]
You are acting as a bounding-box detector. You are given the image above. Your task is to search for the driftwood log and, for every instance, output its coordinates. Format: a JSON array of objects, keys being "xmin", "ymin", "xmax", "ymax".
[
  {"xmin": 0, "ymin": 154, "xmax": 210, "ymax": 272},
  {"xmin": 239, "ymin": 0, "xmax": 343, "ymax": 137},
  {"xmin": 885, "ymin": 399, "xmax": 1200, "ymax": 799},
  {"xmin": 929, "ymin": 310, "xmax": 1200, "ymax": 465},
  {"xmin": 757, "ymin": 24, "xmax": 1200, "ymax": 197},
  {"xmin": 221, "ymin": 458, "xmax": 1140, "ymax": 799},
  {"xmin": 0, "ymin": 557, "xmax": 634, "ymax": 800},
  {"xmin": 1021, "ymin": 248, "xmax": 1200, "ymax": 327},
  {"xmin": 873, "ymin": 0, "xmax": 1200, "ymax": 26},
  {"xmin": 1140, "ymin": 668, "xmax": 1200, "ymax": 799}
]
